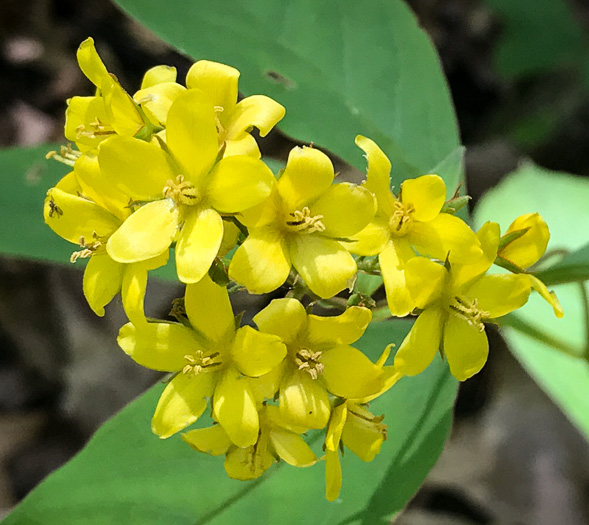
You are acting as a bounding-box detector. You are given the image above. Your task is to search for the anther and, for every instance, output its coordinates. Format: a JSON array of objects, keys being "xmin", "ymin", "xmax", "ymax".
[
  {"xmin": 286, "ymin": 207, "xmax": 326, "ymax": 234},
  {"xmin": 389, "ymin": 201, "xmax": 415, "ymax": 235},
  {"xmin": 295, "ymin": 348, "xmax": 324, "ymax": 379},
  {"xmin": 448, "ymin": 296, "xmax": 489, "ymax": 332},
  {"xmin": 162, "ymin": 175, "xmax": 200, "ymax": 206}
]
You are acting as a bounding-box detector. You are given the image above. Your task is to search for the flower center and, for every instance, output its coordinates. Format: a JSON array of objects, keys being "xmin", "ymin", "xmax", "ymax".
[
  {"xmin": 285, "ymin": 207, "xmax": 325, "ymax": 234},
  {"xmin": 163, "ymin": 175, "xmax": 200, "ymax": 206},
  {"xmin": 75, "ymin": 117, "xmax": 115, "ymax": 140},
  {"xmin": 389, "ymin": 201, "xmax": 414, "ymax": 236},
  {"xmin": 295, "ymin": 348, "xmax": 324, "ymax": 379},
  {"xmin": 448, "ymin": 296, "xmax": 489, "ymax": 332},
  {"xmin": 70, "ymin": 232, "xmax": 108, "ymax": 263},
  {"xmin": 182, "ymin": 350, "xmax": 222, "ymax": 376}
]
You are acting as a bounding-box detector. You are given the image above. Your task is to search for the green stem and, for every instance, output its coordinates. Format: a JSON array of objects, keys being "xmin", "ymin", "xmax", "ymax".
[{"xmin": 578, "ymin": 282, "xmax": 589, "ymax": 361}]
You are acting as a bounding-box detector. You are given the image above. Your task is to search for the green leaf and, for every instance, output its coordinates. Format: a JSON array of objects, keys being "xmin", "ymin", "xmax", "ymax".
[
  {"xmin": 5, "ymin": 321, "xmax": 457, "ymax": 524},
  {"xmin": 112, "ymin": 0, "xmax": 459, "ymax": 185},
  {"xmin": 485, "ymin": 0, "xmax": 587, "ymax": 79},
  {"xmin": 474, "ymin": 162, "xmax": 589, "ymax": 440},
  {"xmin": 535, "ymin": 243, "xmax": 589, "ymax": 286}
]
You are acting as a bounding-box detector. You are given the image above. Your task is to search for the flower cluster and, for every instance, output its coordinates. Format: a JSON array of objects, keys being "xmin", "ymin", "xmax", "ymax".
[{"xmin": 43, "ymin": 38, "xmax": 562, "ymax": 501}]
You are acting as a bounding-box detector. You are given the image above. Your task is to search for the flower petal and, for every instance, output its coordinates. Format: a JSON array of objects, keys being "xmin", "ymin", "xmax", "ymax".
[
  {"xmin": 102, "ymin": 78, "xmax": 144, "ymax": 137},
  {"xmin": 176, "ymin": 207, "xmax": 223, "ymax": 283},
  {"xmin": 279, "ymin": 369, "xmax": 330, "ymax": 429},
  {"xmin": 224, "ymin": 443, "xmax": 274, "ymax": 481},
  {"xmin": 355, "ymin": 135, "xmax": 396, "ymax": 217},
  {"xmin": 134, "ymin": 82, "xmax": 186, "ymax": 126},
  {"xmin": 325, "ymin": 403, "xmax": 347, "ymax": 452},
  {"xmin": 107, "ymin": 199, "xmax": 178, "ymax": 263},
  {"xmin": 289, "ymin": 235, "xmax": 356, "ymax": 299},
  {"xmin": 253, "ymin": 298, "xmax": 307, "ymax": 345},
  {"xmin": 465, "ymin": 273, "xmax": 531, "ymax": 318},
  {"xmin": 76, "ymin": 38, "xmax": 109, "ymax": 88},
  {"xmin": 321, "ymin": 344, "xmax": 384, "ymax": 399},
  {"xmin": 346, "ymin": 217, "xmax": 390, "ymax": 256},
  {"xmin": 117, "ymin": 321, "xmax": 206, "ymax": 371},
  {"xmin": 121, "ymin": 263, "xmax": 148, "ymax": 326},
  {"xmin": 307, "ymin": 307, "xmax": 371, "ymax": 346},
  {"xmin": 83, "ymin": 254, "xmax": 123, "ymax": 317},
  {"xmin": 270, "ymin": 429, "xmax": 317, "ymax": 467},
  {"xmin": 65, "ymin": 96, "xmax": 110, "ymax": 151},
  {"xmin": 229, "ymin": 228, "xmax": 291, "ymax": 294},
  {"xmin": 528, "ymin": 274, "xmax": 564, "ymax": 318},
  {"xmin": 182, "ymin": 425, "xmax": 232, "ymax": 456},
  {"xmin": 185, "ymin": 60, "xmax": 239, "ymax": 114},
  {"xmin": 213, "ymin": 366, "xmax": 259, "ymax": 447},
  {"xmin": 185, "ymin": 273, "xmax": 235, "ymax": 343},
  {"xmin": 404, "ymin": 256, "xmax": 447, "ymax": 309},
  {"xmin": 277, "ymin": 146, "xmax": 334, "ymax": 211},
  {"xmin": 379, "ymin": 239, "xmax": 416, "ymax": 317},
  {"xmin": 166, "ymin": 89, "xmax": 219, "ymax": 184},
  {"xmin": 152, "ymin": 372, "xmax": 215, "ymax": 438},
  {"xmin": 342, "ymin": 404, "xmax": 386, "ymax": 462},
  {"xmin": 400, "ymin": 174, "xmax": 446, "ymax": 222},
  {"xmin": 232, "ymin": 326, "xmax": 286, "ymax": 377},
  {"xmin": 98, "ymin": 135, "xmax": 175, "ymax": 200},
  {"xmin": 44, "ymin": 188, "xmax": 120, "ymax": 245},
  {"xmin": 500, "ymin": 213, "xmax": 550, "ymax": 269},
  {"xmin": 394, "ymin": 307, "xmax": 443, "ymax": 376},
  {"xmin": 140, "ymin": 65, "xmax": 177, "ymax": 89},
  {"xmin": 443, "ymin": 315, "xmax": 489, "ymax": 381},
  {"xmin": 224, "ymin": 134, "xmax": 261, "ymax": 158},
  {"xmin": 310, "ymin": 182, "xmax": 376, "ymax": 238},
  {"xmin": 207, "ymin": 155, "xmax": 274, "ymax": 213},
  {"xmin": 226, "ymin": 94, "xmax": 285, "ymax": 138}
]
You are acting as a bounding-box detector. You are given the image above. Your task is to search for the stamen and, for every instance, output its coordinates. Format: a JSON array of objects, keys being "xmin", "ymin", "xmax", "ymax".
[
  {"xmin": 70, "ymin": 231, "xmax": 107, "ymax": 263},
  {"xmin": 448, "ymin": 296, "xmax": 489, "ymax": 332},
  {"xmin": 295, "ymin": 348, "xmax": 324, "ymax": 379},
  {"xmin": 182, "ymin": 351, "xmax": 222, "ymax": 376},
  {"xmin": 286, "ymin": 207, "xmax": 326, "ymax": 234},
  {"xmin": 389, "ymin": 201, "xmax": 415, "ymax": 236},
  {"xmin": 75, "ymin": 117, "xmax": 115, "ymax": 139},
  {"xmin": 214, "ymin": 106, "xmax": 227, "ymax": 148},
  {"xmin": 162, "ymin": 175, "xmax": 200, "ymax": 206},
  {"xmin": 46, "ymin": 145, "xmax": 82, "ymax": 167}
]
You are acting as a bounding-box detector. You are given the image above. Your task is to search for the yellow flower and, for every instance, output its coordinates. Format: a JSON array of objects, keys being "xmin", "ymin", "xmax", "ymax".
[
  {"xmin": 43, "ymin": 155, "xmax": 165, "ymax": 324},
  {"xmin": 325, "ymin": 401, "xmax": 387, "ymax": 502},
  {"xmin": 229, "ymin": 146, "xmax": 377, "ymax": 298},
  {"xmin": 497, "ymin": 213, "xmax": 563, "ymax": 317},
  {"xmin": 183, "ymin": 404, "xmax": 317, "ymax": 481},
  {"xmin": 253, "ymin": 298, "xmax": 385, "ymax": 429},
  {"xmin": 117, "ymin": 276, "xmax": 287, "ymax": 445},
  {"xmin": 186, "ymin": 60, "xmax": 286, "ymax": 157},
  {"xmin": 348, "ymin": 136, "xmax": 482, "ymax": 317},
  {"xmin": 99, "ymin": 89, "xmax": 275, "ymax": 283},
  {"xmin": 394, "ymin": 223, "xmax": 531, "ymax": 381}
]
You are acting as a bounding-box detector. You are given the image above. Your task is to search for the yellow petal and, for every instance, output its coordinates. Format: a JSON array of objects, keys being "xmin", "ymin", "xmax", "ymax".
[
  {"xmin": 65, "ymin": 96, "xmax": 110, "ymax": 150},
  {"xmin": 102, "ymin": 77, "xmax": 144, "ymax": 137},
  {"xmin": 226, "ymin": 94, "xmax": 285, "ymax": 138},
  {"xmin": 269, "ymin": 429, "xmax": 317, "ymax": 467},
  {"xmin": 219, "ymin": 219, "xmax": 240, "ymax": 257},
  {"xmin": 140, "ymin": 65, "xmax": 177, "ymax": 89},
  {"xmin": 500, "ymin": 212, "xmax": 550, "ymax": 269},
  {"xmin": 152, "ymin": 372, "xmax": 215, "ymax": 438},
  {"xmin": 166, "ymin": 89, "xmax": 219, "ymax": 184},
  {"xmin": 279, "ymin": 369, "xmax": 331, "ymax": 429},
  {"xmin": 346, "ymin": 217, "xmax": 391, "ymax": 256},
  {"xmin": 355, "ymin": 135, "xmax": 396, "ymax": 217},
  {"xmin": 213, "ymin": 366, "xmax": 259, "ymax": 447},
  {"xmin": 117, "ymin": 321, "xmax": 207, "ymax": 371},
  {"xmin": 379, "ymin": 239, "xmax": 415, "ymax": 317},
  {"xmin": 107, "ymin": 199, "xmax": 178, "ymax": 263},
  {"xmin": 83, "ymin": 254, "xmax": 123, "ymax": 316},
  {"xmin": 307, "ymin": 306, "xmax": 371, "ymax": 346},
  {"xmin": 404, "ymin": 256, "xmax": 447, "ymax": 309},
  {"xmin": 223, "ymin": 133, "xmax": 261, "ymax": 158},
  {"xmin": 98, "ymin": 135, "xmax": 175, "ymax": 200},
  {"xmin": 185, "ymin": 273, "xmax": 235, "ymax": 343},
  {"xmin": 276, "ymin": 146, "xmax": 334, "ymax": 211},
  {"xmin": 224, "ymin": 442, "xmax": 274, "ymax": 481},
  {"xmin": 253, "ymin": 298, "xmax": 307, "ymax": 345},
  {"xmin": 410, "ymin": 213, "xmax": 482, "ymax": 262},
  {"xmin": 321, "ymin": 344, "xmax": 384, "ymax": 398},
  {"xmin": 394, "ymin": 307, "xmax": 443, "ymax": 376},
  {"xmin": 229, "ymin": 228, "xmax": 291, "ymax": 294},
  {"xmin": 325, "ymin": 449, "xmax": 343, "ymax": 502},
  {"xmin": 400, "ymin": 174, "xmax": 446, "ymax": 222},
  {"xmin": 465, "ymin": 273, "xmax": 531, "ymax": 318},
  {"xmin": 134, "ymin": 82, "xmax": 186, "ymax": 125},
  {"xmin": 76, "ymin": 38, "xmax": 109, "ymax": 88},
  {"xmin": 175, "ymin": 207, "xmax": 223, "ymax": 284},
  {"xmin": 44, "ymin": 188, "xmax": 120, "ymax": 245},
  {"xmin": 121, "ymin": 264, "xmax": 148, "ymax": 326},
  {"xmin": 342, "ymin": 404, "xmax": 387, "ymax": 462},
  {"xmin": 443, "ymin": 315, "xmax": 489, "ymax": 381},
  {"xmin": 185, "ymin": 60, "xmax": 239, "ymax": 114},
  {"xmin": 325, "ymin": 403, "xmax": 347, "ymax": 452},
  {"xmin": 310, "ymin": 182, "xmax": 376, "ymax": 238},
  {"xmin": 182, "ymin": 425, "xmax": 232, "ymax": 456},
  {"xmin": 289, "ymin": 235, "xmax": 356, "ymax": 299},
  {"xmin": 55, "ymin": 171, "xmax": 81, "ymax": 193},
  {"xmin": 248, "ymin": 364, "xmax": 285, "ymax": 404},
  {"xmin": 231, "ymin": 326, "xmax": 286, "ymax": 377},
  {"xmin": 528, "ymin": 274, "xmax": 564, "ymax": 318},
  {"xmin": 207, "ymin": 155, "xmax": 274, "ymax": 213}
]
